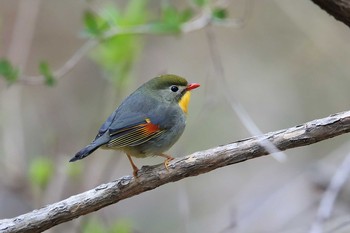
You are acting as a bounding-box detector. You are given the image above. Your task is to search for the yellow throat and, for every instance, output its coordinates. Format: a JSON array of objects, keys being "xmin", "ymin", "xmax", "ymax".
[{"xmin": 179, "ymin": 91, "xmax": 191, "ymax": 114}]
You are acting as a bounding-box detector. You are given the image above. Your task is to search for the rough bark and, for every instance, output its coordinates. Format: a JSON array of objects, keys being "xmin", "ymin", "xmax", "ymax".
[
  {"xmin": 1, "ymin": 110, "xmax": 350, "ymax": 233},
  {"xmin": 311, "ymin": 0, "xmax": 350, "ymax": 28}
]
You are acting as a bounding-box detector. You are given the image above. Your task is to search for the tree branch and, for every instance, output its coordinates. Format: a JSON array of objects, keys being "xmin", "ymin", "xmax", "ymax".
[
  {"xmin": 18, "ymin": 40, "xmax": 97, "ymax": 85},
  {"xmin": 1, "ymin": 110, "xmax": 350, "ymax": 233},
  {"xmin": 309, "ymin": 152, "xmax": 350, "ymax": 233},
  {"xmin": 311, "ymin": 0, "xmax": 350, "ymax": 28},
  {"xmin": 16, "ymin": 8, "xmax": 225, "ymax": 85}
]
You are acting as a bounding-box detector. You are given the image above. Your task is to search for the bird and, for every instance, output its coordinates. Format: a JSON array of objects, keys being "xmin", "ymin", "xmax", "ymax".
[{"xmin": 69, "ymin": 74, "xmax": 200, "ymax": 177}]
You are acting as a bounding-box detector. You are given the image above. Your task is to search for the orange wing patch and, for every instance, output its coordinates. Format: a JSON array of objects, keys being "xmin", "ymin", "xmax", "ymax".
[
  {"xmin": 143, "ymin": 118, "xmax": 160, "ymax": 134},
  {"xmin": 107, "ymin": 118, "xmax": 164, "ymax": 148}
]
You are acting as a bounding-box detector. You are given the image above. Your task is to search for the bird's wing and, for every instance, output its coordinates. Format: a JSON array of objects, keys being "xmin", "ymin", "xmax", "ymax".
[
  {"xmin": 106, "ymin": 113, "xmax": 166, "ymax": 148},
  {"xmin": 95, "ymin": 109, "xmax": 118, "ymax": 139}
]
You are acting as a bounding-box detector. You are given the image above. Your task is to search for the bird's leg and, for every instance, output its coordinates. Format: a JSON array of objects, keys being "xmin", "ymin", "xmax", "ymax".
[
  {"xmin": 158, "ymin": 153, "xmax": 174, "ymax": 171},
  {"xmin": 127, "ymin": 154, "xmax": 139, "ymax": 177}
]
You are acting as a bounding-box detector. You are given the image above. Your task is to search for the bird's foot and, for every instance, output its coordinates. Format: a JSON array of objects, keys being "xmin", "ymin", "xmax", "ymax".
[
  {"xmin": 132, "ymin": 167, "xmax": 139, "ymax": 177},
  {"xmin": 127, "ymin": 154, "xmax": 140, "ymax": 178},
  {"xmin": 162, "ymin": 155, "xmax": 174, "ymax": 171}
]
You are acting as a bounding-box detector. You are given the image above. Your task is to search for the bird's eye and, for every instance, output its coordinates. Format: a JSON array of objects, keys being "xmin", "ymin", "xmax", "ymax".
[{"xmin": 170, "ymin": 85, "xmax": 179, "ymax": 92}]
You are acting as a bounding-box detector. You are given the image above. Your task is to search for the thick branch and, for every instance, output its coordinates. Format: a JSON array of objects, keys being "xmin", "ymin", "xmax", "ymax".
[
  {"xmin": 1, "ymin": 110, "xmax": 350, "ymax": 233},
  {"xmin": 311, "ymin": 0, "xmax": 350, "ymax": 28}
]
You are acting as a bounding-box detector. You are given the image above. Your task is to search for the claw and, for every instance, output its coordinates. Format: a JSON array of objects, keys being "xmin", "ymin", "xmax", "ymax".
[
  {"xmin": 160, "ymin": 153, "xmax": 174, "ymax": 171},
  {"xmin": 132, "ymin": 167, "xmax": 139, "ymax": 177}
]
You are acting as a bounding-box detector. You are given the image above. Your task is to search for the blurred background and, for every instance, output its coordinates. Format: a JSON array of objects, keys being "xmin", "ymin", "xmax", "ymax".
[{"xmin": 1, "ymin": 0, "xmax": 350, "ymax": 232}]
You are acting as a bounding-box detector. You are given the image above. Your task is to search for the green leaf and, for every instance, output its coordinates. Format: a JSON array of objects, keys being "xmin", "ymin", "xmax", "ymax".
[
  {"xmin": 83, "ymin": 218, "xmax": 105, "ymax": 233},
  {"xmin": 90, "ymin": 1, "xmax": 148, "ymax": 87},
  {"xmin": 123, "ymin": 0, "xmax": 148, "ymax": 25},
  {"xmin": 83, "ymin": 218, "xmax": 132, "ymax": 233},
  {"xmin": 150, "ymin": 6, "xmax": 193, "ymax": 34},
  {"xmin": 39, "ymin": 61, "xmax": 55, "ymax": 86},
  {"xmin": 99, "ymin": 6, "xmax": 121, "ymax": 27},
  {"xmin": 109, "ymin": 219, "xmax": 132, "ymax": 233},
  {"xmin": 162, "ymin": 6, "xmax": 182, "ymax": 32},
  {"xmin": 29, "ymin": 157, "xmax": 54, "ymax": 189},
  {"xmin": 84, "ymin": 11, "xmax": 99, "ymax": 36},
  {"xmin": 192, "ymin": 0, "xmax": 208, "ymax": 7},
  {"xmin": 82, "ymin": 11, "xmax": 109, "ymax": 37},
  {"xmin": 99, "ymin": 0, "xmax": 148, "ymax": 29},
  {"xmin": 180, "ymin": 9, "xmax": 194, "ymax": 23},
  {"xmin": 212, "ymin": 8, "xmax": 228, "ymax": 20},
  {"xmin": 0, "ymin": 59, "xmax": 19, "ymax": 84},
  {"xmin": 92, "ymin": 35, "xmax": 140, "ymax": 86}
]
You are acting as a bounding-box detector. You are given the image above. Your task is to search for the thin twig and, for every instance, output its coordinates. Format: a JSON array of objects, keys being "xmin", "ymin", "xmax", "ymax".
[
  {"xmin": 18, "ymin": 39, "xmax": 97, "ymax": 85},
  {"xmin": 309, "ymin": 152, "xmax": 350, "ymax": 233},
  {"xmin": 205, "ymin": 27, "xmax": 287, "ymax": 162},
  {"xmin": 181, "ymin": 9, "xmax": 212, "ymax": 33},
  {"xmin": 0, "ymin": 110, "xmax": 350, "ymax": 233}
]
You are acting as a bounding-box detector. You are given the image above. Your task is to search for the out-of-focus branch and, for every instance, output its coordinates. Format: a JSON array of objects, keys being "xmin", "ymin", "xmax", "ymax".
[
  {"xmin": 1, "ymin": 0, "xmax": 40, "ymax": 185},
  {"xmin": 205, "ymin": 27, "xmax": 287, "ymax": 162},
  {"xmin": 311, "ymin": 0, "xmax": 350, "ymax": 28},
  {"xmin": 14, "ymin": 0, "xmax": 350, "ymax": 85},
  {"xmin": 309, "ymin": 152, "xmax": 350, "ymax": 233},
  {"xmin": 1, "ymin": 110, "xmax": 350, "ymax": 233},
  {"xmin": 17, "ymin": 8, "xmax": 237, "ymax": 85},
  {"xmin": 18, "ymin": 39, "xmax": 97, "ymax": 85}
]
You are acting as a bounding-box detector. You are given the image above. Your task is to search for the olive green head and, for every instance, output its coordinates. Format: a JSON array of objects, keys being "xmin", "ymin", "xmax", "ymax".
[
  {"xmin": 146, "ymin": 74, "xmax": 188, "ymax": 90},
  {"xmin": 137, "ymin": 74, "xmax": 200, "ymax": 113}
]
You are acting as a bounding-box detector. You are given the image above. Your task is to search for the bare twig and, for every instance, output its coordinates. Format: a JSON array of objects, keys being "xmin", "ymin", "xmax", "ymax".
[
  {"xmin": 18, "ymin": 39, "xmax": 97, "ymax": 85},
  {"xmin": 309, "ymin": 152, "xmax": 350, "ymax": 233},
  {"xmin": 205, "ymin": 27, "xmax": 287, "ymax": 162},
  {"xmin": 0, "ymin": 110, "xmax": 350, "ymax": 233},
  {"xmin": 181, "ymin": 9, "xmax": 212, "ymax": 33}
]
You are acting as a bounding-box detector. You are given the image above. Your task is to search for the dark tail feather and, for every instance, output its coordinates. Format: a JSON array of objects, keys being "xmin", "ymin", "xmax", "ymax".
[
  {"xmin": 70, "ymin": 133, "xmax": 109, "ymax": 162},
  {"xmin": 69, "ymin": 143, "xmax": 100, "ymax": 162}
]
